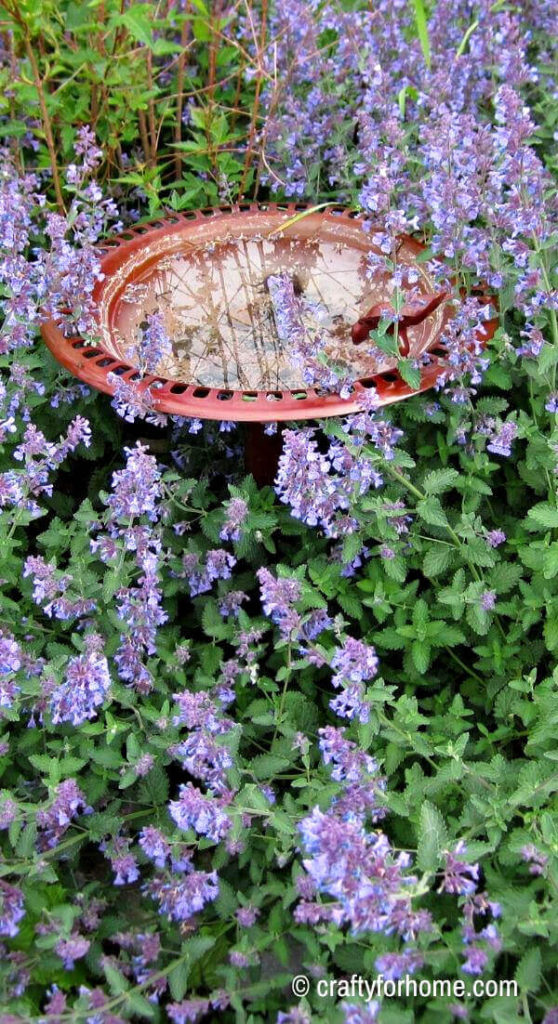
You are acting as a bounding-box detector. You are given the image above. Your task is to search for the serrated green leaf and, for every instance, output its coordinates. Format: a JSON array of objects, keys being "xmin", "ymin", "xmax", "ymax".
[
  {"xmin": 411, "ymin": 640, "xmax": 431, "ymax": 674},
  {"xmin": 342, "ymin": 531, "xmax": 364, "ymax": 565},
  {"xmin": 201, "ymin": 599, "xmax": 229, "ymax": 639},
  {"xmin": 489, "ymin": 562, "xmax": 523, "ymax": 593},
  {"xmin": 544, "ymin": 614, "xmax": 558, "ymax": 651},
  {"xmin": 463, "ymin": 537, "xmax": 496, "ymax": 567},
  {"xmin": 466, "ymin": 603, "xmax": 490, "ymax": 635},
  {"xmin": 382, "ymin": 555, "xmax": 407, "ymax": 582},
  {"xmin": 251, "ymin": 754, "xmax": 290, "ymax": 780},
  {"xmin": 182, "ymin": 935, "xmax": 216, "ymax": 968},
  {"xmin": 416, "ymin": 800, "xmax": 447, "ymax": 872},
  {"xmin": 526, "ymin": 503, "xmax": 558, "ymax": 529},
  {"xmin": 214, "ymin": 878, "xmax": 237, "ymax": 919},
  {"xmin": 337, "ymin": 590, "xmax": 366, "ymax": 618},
  {"xmin": 377, "ymin": 628, "xmax": 406, "ymax": 651},
  {"xmin": 437, "ymin": 625, "xmax": 466, "ymax": 646},
  {"xmin": 538, "ymin": 345, "xmax": 558, "ymax": 374},
  {"xmin": 543, "ymin": 544, "xmax": 558, "ymax": 579},
  {"xmin": 423, "ymin": 545, "xmax": 453, "ymax": 577},
  {"xmin": 104, "ymin": 962, "xmax": 129, "ymax": 994},
  {"xmin": 90, "ymin": 746, "xmax": 123, "ymax": 768},
  {"xmin": 28, "ymin": 754, "xmax": 59, "ymax": 777},
  {"xmin": 398, "ymin": 359, "xmax": 421, "ymax": 390},
  {"xmin": 417, "ymin": 497, "xmax": 448, "ymax": 527},
  {"xmin": 168, "ymin": 960, "xmax": 190, "ymax": 1001},
  {"xmin": 422, "ymin": 468, "xmax": 460, "ymax": 495},
  {"xmin": 138, "ymin": 765, "xmax": 169, "ymax": 804},
  {"xmin": 515, "ymin": 947, "xmax": 542, "ymax": 993},
  {"xmin": 126, "ymin": 992, "xmax": 155, "ymax": 1018},
  {"xmin": 102, "ymin": 568, "xmax": 122, "ymax": 603},
  {"xmin": 119, "ymin": 4, "xmax": 154, "ymax": 45}
]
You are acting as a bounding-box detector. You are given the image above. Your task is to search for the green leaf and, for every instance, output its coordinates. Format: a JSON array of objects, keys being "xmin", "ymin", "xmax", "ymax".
[
  {"xmin": 168, "ymin": 960, "xmax": 190, "ymax": 1001},
  {"xmin": 411, "ymin": 641, "xmax": 431, "ymax": 674},
  {"xmin": 413, "ymin": 598, "xmax": 429, "ymax": 630},
  {"xmin": 181, "ymin": 936, "xmax": 216, "ymax": 972},
  {"xmin": 543, "ymin": 544, "xmax": 558, "ymax": 580},
  {"xmin": 102, "ymin": 568, "xmax": 123, "ymax": 603},
  {"xmin": 417, "ymin": 497, "xmax": 448, "ymax": 528},
  {"xmin": 416, "ymin": 800, "xmax": 447, "ymax": 872},
  {"xmin": 138, "ymin": 765, "xmax": 169, "ymax": 804},
  {"xmin": 90, "ymin": 746, "xmax": 123, "ymax": 768},
  {"xmin": 377, "ymin": 628, "xmax": 406, "ymax": 651},
  {"xmin": 526, "ymin": 503, "xmax": 558, "ymax": 530},
  {"xmin": 342, "ymin": 531, "xmax": 364, "ymax": 565},
  {"xmin": 437, "ymin": 625, "xmax": 466, "ymax": 646},
  {"xmin": 537, "ymin": 345, "xmax": 558, "ymax": 375},
  {"xmin": 28, "ymin": 754, "xmax": 60, "ymax": 778},
  {"xmin": 397, "ymin": 84, "xmax": 418, "ymax": 118},
  {"xmin": 201, "ymin": 600, "xmax": 228, "ymax": 638},
  {"xmin": 515, "ymin": 947, "xmax": 542, "ymax": 993},
  {"xmin": 466, "ymin": 603, "xmax": 490, "ymax": 635},
  {"xmin": 398, "ymin": 85, "xmax": 408, "ymax": 118},
  {"xmin": 104, "ymin": 963, "xmax": 129, "ymax": 994},
  {"xmin": 251, "ymin": 754, "xmax": 290, "ymax": 780},
  {"xmin": 455, "ymin": 18, "xmax": 479, "ymax": 57},
  {"xmin": 489, "ymin": 563, "xmax": 523, "ymax": 593},
  {"xmin": 463, "ymin": 537, "xmax": 496, "ymax": 568},
  {"xmin": 422, "ymin": 468, "xmax": 460, "ymax": 495},
  {"xmin": 337, "ymin": 589, "xmax": 367, "ymax": 618},
  {"xmin": 423, "ymin": 545, "xmax": 453, "ymax": 577},
  {"xmin": 126, "ymin": 992, "xmax": 155, "ymax": 1018},
  {"xmin": 214, "ymin": 878, "xmax": 237, "ymax": 919},
  {"xmin": 151, "ymin": 38, "xmax": 183, "ymax": 56},
  {"xmin": 544, "ymin": 614, "xmax": 558, "ymax": 651},
  {"xmin": 398, "ymin": 359, "xmax": 421, "ymax": 390},
  {"xmin": 382, "ymin": 554, "xmax": 407, "ymax": 583},
  {"xmin": 119, "ymin": 5, "xmax": 154, "ymax": 45},
  {"xmin": 192, "ymin": 16, "xmax": 211, "ymax": 40},
  {"xmin": 410, "ymin": 0, "xmax": 431, "ymax": 68}
]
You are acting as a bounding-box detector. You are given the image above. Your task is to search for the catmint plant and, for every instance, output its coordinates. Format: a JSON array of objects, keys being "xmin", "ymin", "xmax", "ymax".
[{"xmin": 0, "ymin": 3, "xmax": 556, "ymax": 1023}]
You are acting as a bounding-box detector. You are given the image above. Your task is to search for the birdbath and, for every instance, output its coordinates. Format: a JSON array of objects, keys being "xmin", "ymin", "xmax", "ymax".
[{"xmin": 40, "ymin": 203, "xmax": 497, "ymax": 484}]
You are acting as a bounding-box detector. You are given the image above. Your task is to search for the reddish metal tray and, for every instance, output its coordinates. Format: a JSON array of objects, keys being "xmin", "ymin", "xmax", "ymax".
[{"xmin": 40, "ymin": 203, "xmax": 497, "ymax": 422}]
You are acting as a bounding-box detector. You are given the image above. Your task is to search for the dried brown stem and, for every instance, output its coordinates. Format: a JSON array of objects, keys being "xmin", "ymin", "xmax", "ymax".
[
  {"xmin": 146, "ymin": 48, "xmax": 158, "ymax": 167},
  {"xmin": 174, "ymin": 14, "xmax": 190, "ymax": 179},
  {"xmin": 239, "ymin": 0, "xmax": 267, "ymax": 197},
  {"xmin": 5, "ymin": 28, "xmax": 22, "ymax": 170},
  {"xmin": 138, "ymin": 108, "xmax": 152, "ymax": 166},
  {"xmin": 22, "ymin": 31, "xmax": 65, "ymax": 212}
]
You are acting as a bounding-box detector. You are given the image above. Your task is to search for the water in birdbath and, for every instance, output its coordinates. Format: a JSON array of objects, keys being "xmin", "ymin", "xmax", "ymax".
[
  {"xmin": 107, "ymin": 235, "xmax": 374, "ymax": 389},
  {"xmin": 101, "ymin": 229, "xmax": 443, "ymax": 391}
]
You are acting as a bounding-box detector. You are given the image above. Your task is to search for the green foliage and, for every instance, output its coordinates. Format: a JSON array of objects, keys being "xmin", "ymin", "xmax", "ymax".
[
  {"xmin": 0, "ymin": 0, "xmax": 260, "ymax": 214},
  {"xmin": 0, "ymin": 1, "xmax": 557, "ymax": 1022}
]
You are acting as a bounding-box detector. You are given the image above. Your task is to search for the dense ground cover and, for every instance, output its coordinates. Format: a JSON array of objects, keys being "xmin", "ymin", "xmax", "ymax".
[{"xmin": 0, "ymin": 1, "xmax": 557, "ymax": 1021}]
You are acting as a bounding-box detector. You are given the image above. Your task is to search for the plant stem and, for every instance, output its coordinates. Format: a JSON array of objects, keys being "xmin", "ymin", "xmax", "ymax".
[
  {"xmin": 239, "ymin": 0, "xmax": 268, "ymax": 197},
  {"xmin": 174, "ymin": 13, "xmax": 191, "ymax": 179},
  {"xmin": 22, "ymin": 31, "xmax": 65, "ymax": 213}
]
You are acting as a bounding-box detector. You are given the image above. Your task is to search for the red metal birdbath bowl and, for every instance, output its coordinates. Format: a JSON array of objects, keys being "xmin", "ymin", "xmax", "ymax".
[{"xmin": 40, "ymin": 203, "xmax": 497, "ymax": 481}]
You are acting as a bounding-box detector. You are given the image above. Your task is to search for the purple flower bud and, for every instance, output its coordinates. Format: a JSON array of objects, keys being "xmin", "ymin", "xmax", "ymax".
[
  {"xmin": 236, "ymin": 905, "xmax": 260, "ymax": 927},
  {"xmin": 0, "ymin": 882, "xmax": 25, "ymax": 937},
  {"xmin": 480, "ymin": 590, "xmax": 496, "ymax": 611},
  {"xmin": 55, "ymin": 933, "xmax": 90, "ymax": 970},
  {"xmin": 36, "ymin": 779, "xmax": 89, "ymax": 849}
]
